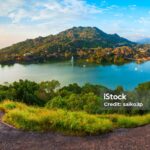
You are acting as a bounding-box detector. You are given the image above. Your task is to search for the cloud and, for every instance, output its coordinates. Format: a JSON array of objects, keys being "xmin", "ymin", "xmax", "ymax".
[
  {"xmin": 128, "ymin": 5, "xmax": 137, "ymax": 10},
  {"xmin": 7, "ymin": 0, "xmax": 102, "ymax": 23},
  {"xmin": 0, "ymin": 0, "xmax": 104, "ymax": 48},
  {"xmin": 138, "ymin": 17, "xmax": 150, "ymax": 25},
  {"xmin": 0, "ymin": 0, "xmax": 150, "ymax": 47},
  {"xmin": 8, "ymin": 9, "xmax": 28, "ymax": 23},
  {"xmin": 0, "ymin": 0, "xmax": 24, "ymax": 16}
]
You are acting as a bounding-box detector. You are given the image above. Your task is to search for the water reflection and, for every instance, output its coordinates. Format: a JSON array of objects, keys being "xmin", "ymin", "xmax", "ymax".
[{"xmin": 0, "ymin": 61, "xmax": 150, "ymax": 90}]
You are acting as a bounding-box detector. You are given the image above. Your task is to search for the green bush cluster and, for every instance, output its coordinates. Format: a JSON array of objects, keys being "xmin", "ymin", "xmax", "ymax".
[
  {"xmin": 46, "ymin": 93, "xmax": 102, "ymax": 114},
  {"xmin": 0, "ymin": 80, "xmax": 60, "ymax": 106}
]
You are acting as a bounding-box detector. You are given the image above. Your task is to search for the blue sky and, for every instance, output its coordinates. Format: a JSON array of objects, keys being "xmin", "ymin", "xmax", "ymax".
[{"xmin": 0, "ymin": 0, "xmax": 150, "ymax": 48}]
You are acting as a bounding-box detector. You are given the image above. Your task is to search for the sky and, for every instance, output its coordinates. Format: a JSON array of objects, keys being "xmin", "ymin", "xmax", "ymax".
[{"xmin": 1, "ymin": 0, "xmax": 150, "ymax": 48}]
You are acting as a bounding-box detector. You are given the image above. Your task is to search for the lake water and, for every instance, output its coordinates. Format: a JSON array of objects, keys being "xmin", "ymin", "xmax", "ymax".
[{"xmin": 0, "ymin": 61, "xmax": 150, "ymax": 90}]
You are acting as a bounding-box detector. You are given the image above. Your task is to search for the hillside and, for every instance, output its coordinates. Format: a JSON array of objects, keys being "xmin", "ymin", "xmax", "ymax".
[
  {"xmin": 0, "ymin": 27, "xmax": 137, "ymax": 64},
  {"xmin": 0, "ymin": 27, "xmax": 134, "ymax": 53}
]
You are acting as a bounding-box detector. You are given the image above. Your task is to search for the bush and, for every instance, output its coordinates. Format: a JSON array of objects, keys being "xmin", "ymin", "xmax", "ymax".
[{"xmin": 46, "ymin": 93, "xmax": 102, "ymax": 114}]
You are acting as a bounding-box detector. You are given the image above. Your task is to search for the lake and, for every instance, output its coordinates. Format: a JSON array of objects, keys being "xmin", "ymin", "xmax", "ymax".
[{"xmin": 0, "ymin": 61, "xmax": 150, "ymax": 90}]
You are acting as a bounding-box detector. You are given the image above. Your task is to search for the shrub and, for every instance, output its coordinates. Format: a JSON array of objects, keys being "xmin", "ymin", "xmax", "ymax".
[{"xmin": 46, "ymin": 93, "xmax": 102, "ymax": 114}]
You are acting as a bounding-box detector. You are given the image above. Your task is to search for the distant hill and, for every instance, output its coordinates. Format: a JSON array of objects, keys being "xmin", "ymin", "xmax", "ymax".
[
  {"xmin": 0, "ymin": 27, "xmax": 138, "ymax": 64},
  {"xmin": 0, "ymin": 27, "xmax": 135, "ymax": 54},
  {"xmin": 137, "ymin": 38, "xmax": 150, "ymax": 44}
]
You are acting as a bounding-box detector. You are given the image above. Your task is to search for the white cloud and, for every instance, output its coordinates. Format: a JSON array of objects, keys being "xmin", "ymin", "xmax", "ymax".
[
  {"xmin": 138, "ymin": 17, "xmax": 150, "ymax": 25},
  {"xmin": 7, "ymin": 0, "xmax": 102, "ymax": 23},
  {"xmin": 0, "ymin": 0, "xmax": 24, "ymax": 16},
  {"xmin": 0, "ymin": 0, "xmax": 150, "ymax": 47},
  {"xmin": 8, "ymin": 9, "xmax": 28, "ymax": 23},
  {"xmin": 0, "ymin": 0, "xmax": 103, "ymax": 48}
]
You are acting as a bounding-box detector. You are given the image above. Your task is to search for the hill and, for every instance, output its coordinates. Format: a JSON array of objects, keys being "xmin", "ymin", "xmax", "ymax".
[
  {"xmin": 0, "ymin": 27, "xmax": 134, "ymax": 53},
  {"xmin": 0, "ymin": 27, "xmax": 136, "ymax": 64}
]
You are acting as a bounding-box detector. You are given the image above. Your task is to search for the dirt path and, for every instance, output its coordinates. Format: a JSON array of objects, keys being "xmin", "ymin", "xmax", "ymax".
[{"xmin": 0, "ymin": 111, "xmax": 150, "ymax": 150}]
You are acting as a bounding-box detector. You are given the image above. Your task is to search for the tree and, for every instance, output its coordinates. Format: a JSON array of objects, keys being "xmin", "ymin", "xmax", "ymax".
[{"xmin": 11, "ymin": 80, "xmax": 42, "ymax": 105}]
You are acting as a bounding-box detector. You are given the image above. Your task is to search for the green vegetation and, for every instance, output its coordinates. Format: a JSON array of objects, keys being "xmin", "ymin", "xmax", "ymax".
[
  {"xmin": 99, "ymin": 114, "xmax": 150, "ymax": 128},
  {"xmin": 0, "ymin": 80, "xmax": 60, "ymax": 106},
  {"xmin": 0, "ymin": 80, "xmax": 150, "ymax": 135},
  {"xmin": 0, "ymin": 27, "xmax": 139, "ymax": 65},
  {"xmin": 1, "ymin": 27, "xmax": 150, "ymax": 65},
  {"xmin": 46, "ymin": 93, "xmax": 102, "ymax": 114},
  {"xmin": 0, "ymin": 80, "xmax": 150, "ymax": 114},
  {"xmin": 117, "ymin": 114, "xmax": 150, "ymax": 128},
  {"xmin": 0, "ymin": 100, "xmax": 150, "ymax": 135},
  {"xmin": 0, "ymin": 101, "xmax": 113, "ymax": 135}
]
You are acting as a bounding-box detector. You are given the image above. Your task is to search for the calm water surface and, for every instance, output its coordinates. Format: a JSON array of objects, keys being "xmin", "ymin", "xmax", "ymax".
[{"xmin": 0, "ymin": 61, "xmax": 150, "ymax": 90}]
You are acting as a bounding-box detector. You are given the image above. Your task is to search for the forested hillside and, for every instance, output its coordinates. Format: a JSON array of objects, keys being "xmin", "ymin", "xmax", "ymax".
[{"xmin": 0, "ymin": 27, "xmax": 137, "ymax": 64}]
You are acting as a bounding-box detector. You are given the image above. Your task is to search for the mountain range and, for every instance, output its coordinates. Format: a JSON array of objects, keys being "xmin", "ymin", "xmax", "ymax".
[{"xmin": 137, "ymin": 38, "xmax": 150, "ymax": 44}]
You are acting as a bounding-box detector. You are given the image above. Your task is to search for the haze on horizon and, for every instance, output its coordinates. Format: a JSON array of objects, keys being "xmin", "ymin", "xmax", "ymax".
[{"xmin": 0, "ymin": 0, "xmax": 150, "ymax": 49}]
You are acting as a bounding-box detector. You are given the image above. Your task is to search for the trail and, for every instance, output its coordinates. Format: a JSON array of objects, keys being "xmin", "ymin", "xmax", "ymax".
[{"xmin": 0, "ymin": 111, "xmax": 150, "ymax": 150}]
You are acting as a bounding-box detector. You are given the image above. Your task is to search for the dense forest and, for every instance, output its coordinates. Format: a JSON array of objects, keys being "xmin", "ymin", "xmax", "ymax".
[{"xmin": 1, "ymin": 27, "xmax": 150, "ymax": 65}]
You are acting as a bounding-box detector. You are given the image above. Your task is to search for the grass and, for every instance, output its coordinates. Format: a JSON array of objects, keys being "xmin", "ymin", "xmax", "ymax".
[
  {"xmin": 117, "ymin": 114, "xmax": 150, "ymax": 128},
  {"xmin": 0, "ymin": 100, "xmax": 113, "ymax": 135},
  {"xmin": 98, "ymin": 114, "xmax": 150, "ymax": 128},
  {"xmin": 0, "ymin": 100, "xmax": 150, "ymax": 135}
]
